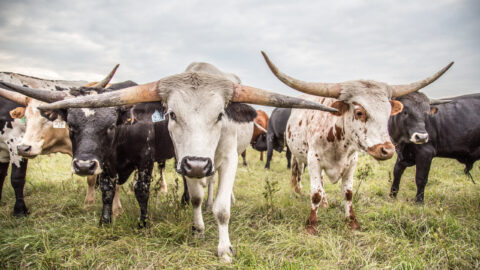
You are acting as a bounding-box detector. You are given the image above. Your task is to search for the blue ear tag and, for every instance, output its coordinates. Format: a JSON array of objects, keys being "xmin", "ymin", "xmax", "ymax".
[{"xmin": 151, "ymin": 110, "xmax": 165, "ymax": 122}]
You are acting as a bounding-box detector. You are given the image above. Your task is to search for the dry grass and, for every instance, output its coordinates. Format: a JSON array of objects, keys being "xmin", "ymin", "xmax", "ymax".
[{"xmin": 0, "ymin": 149, "xmax": 479, "ymax": 269}]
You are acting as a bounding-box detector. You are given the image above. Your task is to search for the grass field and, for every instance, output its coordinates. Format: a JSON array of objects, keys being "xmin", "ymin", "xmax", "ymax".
[{"xmin": 0, "ymin": 148, "xmax": 479, "ymax": 269}]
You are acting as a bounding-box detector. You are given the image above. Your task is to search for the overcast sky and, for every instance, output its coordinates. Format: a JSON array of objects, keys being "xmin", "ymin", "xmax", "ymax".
[{"xmin": 0, "ymin": 0, "xmax": 478, "ymax": 113}]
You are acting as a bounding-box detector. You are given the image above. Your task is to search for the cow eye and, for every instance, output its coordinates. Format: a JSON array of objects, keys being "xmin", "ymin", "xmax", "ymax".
[
  {"xmin": 217, "ymin": 112, "xmax": 224, "ymax": 122},
  {"xmin": 169, "ymin": 111, "xmax": 177, "ymax": 121},
  {"xmin": 354, "ymin": 108, "xmax": 368, "ymax": 121}
]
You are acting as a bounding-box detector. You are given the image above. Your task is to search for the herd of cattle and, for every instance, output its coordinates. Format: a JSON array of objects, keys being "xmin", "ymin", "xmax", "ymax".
[{"xmin": 0, "ymin": 51, "xmax": 478, "ymax": 262}]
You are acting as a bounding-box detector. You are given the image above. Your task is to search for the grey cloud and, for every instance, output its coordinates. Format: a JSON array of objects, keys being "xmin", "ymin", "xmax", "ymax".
[{"xmin": 0, "ymin": 0, "xmax": 478, "ymax": 114}]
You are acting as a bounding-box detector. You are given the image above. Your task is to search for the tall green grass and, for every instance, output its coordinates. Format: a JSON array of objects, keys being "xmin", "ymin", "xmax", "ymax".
[{"xmin": 0, "ymin": 149, "xmax": 479, "ymax": 269}]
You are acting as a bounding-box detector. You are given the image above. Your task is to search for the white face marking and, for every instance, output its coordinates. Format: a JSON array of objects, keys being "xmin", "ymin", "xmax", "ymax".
[{"xmin": 82, "ymin": 108, "xmax": 95, "ymax": 117}]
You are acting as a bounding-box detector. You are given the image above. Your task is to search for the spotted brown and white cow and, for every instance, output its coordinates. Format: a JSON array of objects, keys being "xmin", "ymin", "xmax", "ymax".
[
  {"xmin": 261, "ymin": 51, "xmax": 453, "ymax": 233},
  {"xmin": 7, "ymin": 60, "xmax": 337, "ymax": 262}
]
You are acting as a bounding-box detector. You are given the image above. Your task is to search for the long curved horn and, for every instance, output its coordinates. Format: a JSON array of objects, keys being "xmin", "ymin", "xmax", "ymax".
[
  {"xmin": 253, "ymin": 122, "xmax": 267, "ymax": 133},
  {"xmin": 38, "ymin": 81, "xmax": 162, "ymax": 110},
  {"xmin": 261, "ymin": 51, "xmax": 342, "ymax": 98},
  {"xmin": 429, "ymin": 98, "xmax": 451, "ymax": 105},
  {"xmin": 0, "ymin": 81, "xmax": 68, "ymax": 103},
  {"xmin": 232, "ymin": 84, "xmax": 338, "ymax": 112},
  {"xmin": 0, "ymin": 87, "xmax": 28, "ymax": 105},
  {"xmin": 91, "ymin": 64, "xmax": 119, "ymax": 88},
  {"xmin": 390, "ymin": 62, "xmax": 454, "ymax": 97}
]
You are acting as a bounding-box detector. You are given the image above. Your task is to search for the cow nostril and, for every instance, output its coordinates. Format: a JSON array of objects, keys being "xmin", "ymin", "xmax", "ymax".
[
  {"xmin": 18, "ymin": 145, "xmax": 31, "ymax": 153},
  {"xmin": 381, "ymin": 147, "xmax": 388, "ymax": 155},
  {"xmin": 181, "ymin": 156, "xmax": 212, "ymax": 178},
  {"xmin": 414, "ymin": 134, "xmax": 420, "ymax": 140}
]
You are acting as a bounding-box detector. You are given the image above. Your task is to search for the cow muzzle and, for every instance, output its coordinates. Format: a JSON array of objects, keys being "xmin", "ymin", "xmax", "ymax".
[
  {"xmin": 367, "ymin": 142, "xmax": 395, "ymax": 160},
  {"xmin": 72, "ymin": 159, "xmax": 101, "ymax": 176},
  {"xmin": 180, "ymin": 156, "xmax": 214, "ymax": 178},
  {"xmin": 410, "ymin": 132, "xmax": 429, "ymax": 144},
  {"xmin": 17, "ymin": 144, "xmax": 37, "ymax": 158}
]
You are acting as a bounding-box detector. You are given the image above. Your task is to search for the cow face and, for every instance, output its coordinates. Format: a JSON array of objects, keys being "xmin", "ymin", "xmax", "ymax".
[
  {"xmin": 41, "ymin": 106, "xmax": 127, "ymax": 176},
  {"xmin": 333, "ymin": 81, "xmax": 399, "ymax": 160},
  {"xmin": 167, "ymin": 89, "xmax": 225, "ymax": 178},
  {"xmin": 389, "ymin": 92, "xmax": 432, "ymax": 144},
  {"xmin": 14, "ymin": 99, "xmax": 71, "ymax": 157},
  {"xmin": 252, "ymin": 133, "xmax": 267, "ymax": 151}
]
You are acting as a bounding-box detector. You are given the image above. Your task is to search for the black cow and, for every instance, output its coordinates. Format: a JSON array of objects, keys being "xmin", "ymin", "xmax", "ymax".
[
  {"xmin": 388, "ymin": 92, "xmax": 480, "ymax": 203},
  {"xmin": 0, "ymin": 96, "xmax": 28, "ymax": 216},
  {"xmin": 263, "ymin": 107, "xmax": 292, "ymax": 169},
  {"xmin": 28, "ymin": 84, "xmax": 180, "ymax": 227}
]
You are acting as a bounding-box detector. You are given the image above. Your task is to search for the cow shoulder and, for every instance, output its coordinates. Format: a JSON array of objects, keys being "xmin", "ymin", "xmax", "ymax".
[{"xmin": 225, "ymin": 103, "xmax": 257, "ymax": 123}]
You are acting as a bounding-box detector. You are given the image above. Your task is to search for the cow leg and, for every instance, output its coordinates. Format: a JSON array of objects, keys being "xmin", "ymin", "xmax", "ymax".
[
  {"xmin": 286, "ymin": 146, "xmax": 292, "ymax": 169},
  {"xmin": 11, "ymin": 159, "xmax": 28, "ymax": 217},
  {"xmin": 264, "ymin": 135, "xmax": 274, "ymax": 169},
  {"xmin": 290, "ymin": 156, "xmax": 303, "ymax": 194},
  {"xmin": 214, "ymin": 152, "xmax": 237, "ymax": 263},
  {"xmin": 241, "ymin": 151, "xmax": 247, "ymax": 167},
  {"xmin": 134, "ymin": 169, "xmax": 152, "ymax": 228},
  {"xmin": 305, "ymin": 154, "xmax": 326, "ymax": 235},
  {"xmin": 259, "ymin": 151, "xmax": 263, "ymax": 161},
  {"xmin": 158, "ymin": 162, "xmax": 167, "ymax": 193},
  {"xmin": 186, "ymin": 177, "xmax": 205, "ymax": 237},
  {"xmin": 341, "ymin": 163, "xmax": 360, "ymax": 230},
  {"xmin": 390, "ymin": 157, "xmax": 407, "ymax": 198},
  {"xmin": 111, "ymin": 184, "xmax": 123, "ymax": 217},
  {"xmin": 0, "ymin": 162, "xmax": 9, "ymax": 202},
  {"xmin": 181, "ymin": 175, "xmax": 190, "ymax": 206},
  {"xmin": 414, "ymin": 154, "xmax": 433, "ymax": 204},
  {"xmin": 84, "ymin": 175, "xmax": 96, "ymax": 207},
  {"xmin": 206, "ymin": 174, "xmax": 215, "ymax": 211},
  {"xmin": 99, "ymin": 174, "xmax": 116, "ymax": 225}
]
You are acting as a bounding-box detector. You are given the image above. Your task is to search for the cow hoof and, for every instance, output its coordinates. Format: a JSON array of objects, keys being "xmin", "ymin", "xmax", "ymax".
[
  {"xmin": 192, "ymin": 226, "xmax": 205, "ymax": 238},
  {"xmin": 99, "ymin": 216, "xmax": 112, "ymax": 227},
  {"xmin": 138, "ymin": 220, "xmax": 147, "ymax": 229},
  {"xmin": 13, "ymin": 208, "xmax": 29, "ymax": 217},
  {"xmin": 13, "ymin": 202, "xmax": 29, "ymax": 217},
  {"xmin": 243, "ymin": 162, "xmax": 247, "ymax": 167},
  {"xmin": 389, "ymin": 191, "xmax": 398, "ymax": 198},
  {"xmin": 218, "ymin": 246, "xmax": 233, "ymax": 263},
  {"xmin": 83, "ymin": 198, "xmax": 95, "ymax": 208},
  {"xmin": 349, "ymin": 220, "xmax": 361, "ymax": 230},
  {"xmin": 414, "ymin": 200, "xmax": 424, "ymax": 205},
  {"xmin": 305, "ymin": 225, "xmax": 317, "ymax": 235},
  {"xmin": 112, "ymin": 207, "xmax": 123, "ymax": 217}
]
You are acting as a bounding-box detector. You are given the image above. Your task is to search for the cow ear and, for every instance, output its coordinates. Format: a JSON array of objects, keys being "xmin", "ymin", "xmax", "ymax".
[
  {"xmin": 330, "ymin": 101, "xmax": 349, "ymax": 116},
  {"xmin": 39, "ymin": 109, "xmax": 67, "ymax": 122},
  {"xmin": 430, "ymin": 106, "xmax": 438, "ymax": 115},
  {"xmin": 225, "ymin": 103, "xmax": 257, "ymax": 123},
  {"xmin": 390, "ymin": 100, "xmax": 403, "ymax": 116},
  {"xmin": 9, "ymin": 107, "xmax": 26, "ymax": 119}
]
